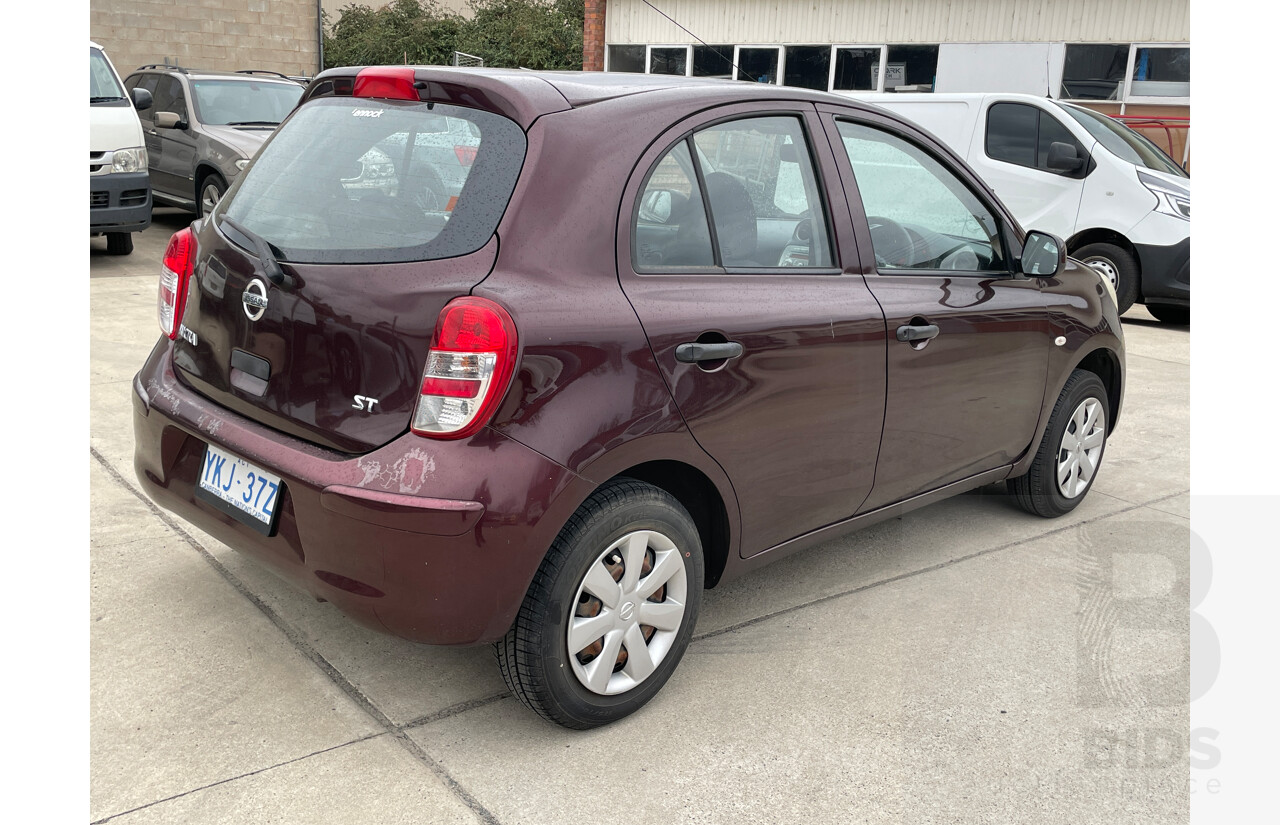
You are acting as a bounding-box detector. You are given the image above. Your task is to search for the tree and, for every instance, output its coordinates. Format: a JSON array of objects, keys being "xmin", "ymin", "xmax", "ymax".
[{"xmin": 323, "ymin": 0, "xmax": 584, "ymax": 71}]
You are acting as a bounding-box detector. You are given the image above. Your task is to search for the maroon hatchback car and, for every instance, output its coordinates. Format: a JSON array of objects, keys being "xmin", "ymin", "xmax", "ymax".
[{"xmin": 133, "ymin": 67, "xmax": 1124, "ymax": 728}]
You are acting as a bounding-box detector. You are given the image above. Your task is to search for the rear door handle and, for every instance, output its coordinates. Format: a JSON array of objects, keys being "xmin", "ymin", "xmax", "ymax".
[
  {"xmin": 895, "ymin": 324, "xmax": 940, "ymax": 343},
  {"xmin": 675, "ymin": 342, "xmax": 744, "ymax": 363}
]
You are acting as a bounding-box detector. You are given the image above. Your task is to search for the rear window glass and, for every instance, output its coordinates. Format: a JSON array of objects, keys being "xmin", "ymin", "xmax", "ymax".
[{"xmin": 218, "ymin": 98, "xmax": 526, "ymax": 264}]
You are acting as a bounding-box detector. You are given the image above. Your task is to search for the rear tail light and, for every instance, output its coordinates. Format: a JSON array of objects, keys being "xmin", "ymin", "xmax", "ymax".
[
  {"xmin": 412, "ymin": 296, "xmax": 519, "ymax": 440},
  {"xmin": 158, "ymin": 228, "xmax": 196, "ymax": 339},
  {"xmin": 454, "ymin": 145, "xmax": 477, "ymax": 166}
]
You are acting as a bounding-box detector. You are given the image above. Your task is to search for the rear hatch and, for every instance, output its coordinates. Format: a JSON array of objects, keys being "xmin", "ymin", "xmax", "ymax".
[{"xmin": 172, "ymin": 95, "xmax": 527, "ymax": 453}]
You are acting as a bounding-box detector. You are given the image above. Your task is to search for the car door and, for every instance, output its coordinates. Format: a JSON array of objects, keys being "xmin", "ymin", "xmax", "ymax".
[
  {"xmin": 818, "ymin": 104, "xmax": 1053, "ymax": 511},
  {"xmin": 966, "ymin": 99, "xmax": 1090, "ymax": 240},
  {"xmin": 618, "ymin": 104, "xmax": 887, "ymax": 558},
  {"xmin": 125, "ymin": 73, "xmax": 162, "ymax": 175},
  {"xmin": 150, "ymin": 75, "xmax": 198, "ymax": 202}
]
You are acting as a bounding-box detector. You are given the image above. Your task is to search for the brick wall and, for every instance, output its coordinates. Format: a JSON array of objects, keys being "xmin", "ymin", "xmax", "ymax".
[
  {"xmin": 91, "ymin": 0, "xmax": 320, "ymax": 78},
  {"xmin": 583, "ymin": 0, "xmax": 605, "ymax": 71}
]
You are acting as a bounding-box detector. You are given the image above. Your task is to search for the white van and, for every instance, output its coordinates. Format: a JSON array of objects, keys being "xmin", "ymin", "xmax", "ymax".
[
  {"xmin": 849, "ymin": 93, "xmax": 1190, "ymax": 323},
  {"xmin": 90, "ymin": 42, "xmax": 151, "ymax": 255}
]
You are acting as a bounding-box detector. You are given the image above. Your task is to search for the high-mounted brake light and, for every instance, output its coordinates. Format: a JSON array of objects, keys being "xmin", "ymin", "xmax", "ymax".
[
  {"xmin": 158, "ymin": 228, "xmax": 196, "ymax": 340},
  {"xmin": 412, "ymin": 296, "xmax": 519, "ymax": 440},
  {"xmin": 353, "ymin": 66, "xmax": 419, "ymax": 101}
]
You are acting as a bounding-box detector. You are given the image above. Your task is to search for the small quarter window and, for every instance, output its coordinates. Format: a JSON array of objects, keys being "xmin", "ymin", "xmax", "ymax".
[{"xmin": 633, "ymin": 141, "xmax": 715, "ymax": 269}]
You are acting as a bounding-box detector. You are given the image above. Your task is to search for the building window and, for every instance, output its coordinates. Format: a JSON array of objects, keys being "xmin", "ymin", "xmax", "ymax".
[
  {"xmin": 783, "ymin": 45, "xmax": 830, "ymax": 91},
  {"xmin": 735, "ymin": 47, "xmax": 781, "ymax": 84},
  {"xmin": 693, "ymin": 45, "xmax": 734, "ymax": 78},
  {"xmin": 832, "ymin": 47, "xmax": 883, "ymax": 91},
  {"xmin": 1062, "ymin": 44, "xmax": 1190, "ymax": 102},
  {"xmin": 650, "ymin": 46, "xmax": 689, "ymax": 76},
  {"xmin": 607, "ymin": 45, "xmax": 645, "ymax": 73},
  {"xmin": 1131, "ymin": 47, "xmax": 1190, "ymax": 97},
  {"xmin": 1061, "ymin": 44, "xmax": 1128, "ymax": 100},
  {"xmin": 884, "ymin": 45, "xmax": 939, "ymax": 92}
]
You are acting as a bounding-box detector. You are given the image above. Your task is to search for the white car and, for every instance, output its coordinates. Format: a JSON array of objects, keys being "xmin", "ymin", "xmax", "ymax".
[
  {"xmin": 90, "ymin": 42, "xmax": 151, "ymax": 255},
  {"xmin": 847, "ymin": 92, "xmax": 1190, "ymax": 324}
]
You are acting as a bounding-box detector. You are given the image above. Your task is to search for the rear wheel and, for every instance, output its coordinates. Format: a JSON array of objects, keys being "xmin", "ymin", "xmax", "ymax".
[
  {"xmin": 1147, "ymin": 304, "xmax": 1190, "ymax": 325},
  {"xmin": 1075, "ymin": 242, "xmax": 1138, "ymax": 315},
  {"xmin": 1008, "ymin": 370, "xmax": 1109, "ymax": 518},
  {"xmin": 105, "ymin": 232, "xmax": 133, "ymax": 256},
  {"xmin": 197, "ymin": 173, "xmax": 226, "ymax": 218},
  {"xmin": 496, "ymin": 479, "xmax": 703, "ymax": 729}
]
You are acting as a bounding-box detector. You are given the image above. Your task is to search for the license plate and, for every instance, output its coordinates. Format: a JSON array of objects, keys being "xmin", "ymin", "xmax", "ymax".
[{"xmin": 197, "ymin": 443, "xmax": 282, "ymax": 532}]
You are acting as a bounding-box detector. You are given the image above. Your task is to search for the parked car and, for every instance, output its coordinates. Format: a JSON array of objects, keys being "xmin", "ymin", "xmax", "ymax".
[
  {"xmin": 90, "ymin": 42, "xmax": 152, "ymax": 255},
  {"xmin": 133, "ymin": 68, "xmax": 1125, "ymax": 729},
  {"xmin": 848, "ymin": 92, "xmax": 1189, "ymax": 324},
  {"xmin": 121, "ymin": 66, "xmax": 304, "ymax": 217}
]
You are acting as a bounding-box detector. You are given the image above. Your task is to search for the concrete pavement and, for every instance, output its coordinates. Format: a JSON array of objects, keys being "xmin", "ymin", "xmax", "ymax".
[{"xmin": 90, "ymin": 213, "xmax": 1189, "ymax": 823}]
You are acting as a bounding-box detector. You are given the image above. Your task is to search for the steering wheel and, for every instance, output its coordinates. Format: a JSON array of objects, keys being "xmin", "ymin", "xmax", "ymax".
[{"xmin": 867, "ymin": 215, "xmax": 914, "ymax": 268}]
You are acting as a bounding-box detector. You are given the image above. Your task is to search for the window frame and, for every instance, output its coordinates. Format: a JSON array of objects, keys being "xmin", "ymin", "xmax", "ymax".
[
  {"xmin": 832, "ymin": 115, "xmax": 1015, "ymax": 279},
  {"xmin": 1060, "ymin": 42, "xmax": 1190, "ymax": 106},
  {"xmin": 630, "ymin": 110, "xmax": 841, "ymax": 276},
  {"xmin": 827, "ymin": 44, "xmax": 889, "ymax": 93},
  {"xmin": 733, "ymin": 45, "xmax": 785, "ymax": 85},
  {"xmin": 646, "ymin": 44, "xmax": 693, "ymax": 77}
]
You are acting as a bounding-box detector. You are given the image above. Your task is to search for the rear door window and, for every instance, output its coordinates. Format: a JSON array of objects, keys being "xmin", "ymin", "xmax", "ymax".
[{"xmin": 218, "ymin": 98, "xmax": 526, "ymax": 264}]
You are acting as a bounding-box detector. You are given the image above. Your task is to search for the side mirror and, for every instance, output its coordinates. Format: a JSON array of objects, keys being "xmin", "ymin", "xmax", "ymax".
[
  {"xmin": 1046, "ymin": 141, "xmax": 1084, "ymax": 173},
  {"xmin": 639, "ymin": 189, "xmax": 675, "ymax": 224},
  {"xmin": 154, "ymin": 111, "xmax": 183, "ymax": 129},
  {"xmin": 1019, "ymin": 231, "xmax": 1066, "ymax": 278},
  {"xmin": 130, "ymin": 87, "xmax": 153, "ymax": 111}
]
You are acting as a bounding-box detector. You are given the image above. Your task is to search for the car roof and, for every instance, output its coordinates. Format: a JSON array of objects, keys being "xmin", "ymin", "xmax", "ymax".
[
  {"xmin": 308, "ymin": 67, "xmax": 885, "ymax": 128},
  {"xmin": 129, "ymin": 66, "xmax": 300, "ymax": 85}
]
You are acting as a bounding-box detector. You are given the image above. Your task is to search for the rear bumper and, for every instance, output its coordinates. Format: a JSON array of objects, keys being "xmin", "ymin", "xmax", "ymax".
[
  {"xmin": 1135, "ymin": 238, "xmax": 1190, "ymax": 306},
  {"xmin": 90, "ymin": 171, "xmax": 151, "ymax": 234},
  {"xmin": 131, "ymin": 339, "xmax": 582, "ymax": 646}
]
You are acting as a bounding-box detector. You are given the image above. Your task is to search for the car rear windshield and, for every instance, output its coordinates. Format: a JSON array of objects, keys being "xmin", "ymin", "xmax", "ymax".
[
  {"xmin": 190, "ymin": 79, "xmax": 303, "ymax": 126},
  {"xmin": 218, "ymin": 98, "xmax": 526, "ymax": 264},
  {"xmin": 1059, "ymin": 104, "xmax": 1188, "ymax": 178}
]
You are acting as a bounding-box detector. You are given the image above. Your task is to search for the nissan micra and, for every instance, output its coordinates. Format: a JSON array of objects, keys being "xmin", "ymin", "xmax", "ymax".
[{"xmin": 133, "ymin": 67, "xmax": 1124, "ymax": 729}]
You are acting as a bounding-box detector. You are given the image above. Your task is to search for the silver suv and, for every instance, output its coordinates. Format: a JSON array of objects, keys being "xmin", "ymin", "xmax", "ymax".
[{"xmin": 122, "ymin": 67, "xmax": 303, "ymax": 217}]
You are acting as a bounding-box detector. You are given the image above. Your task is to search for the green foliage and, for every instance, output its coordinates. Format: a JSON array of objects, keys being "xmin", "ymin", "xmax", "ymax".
[{"xmin": 323, "ymin": 0, "xmax": 584, "ymax": 71}]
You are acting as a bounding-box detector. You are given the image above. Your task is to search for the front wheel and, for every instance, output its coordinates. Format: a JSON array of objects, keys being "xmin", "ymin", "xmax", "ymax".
[
  {"xmin": 1075, "ymin": 242, "xmax": 1138, "ymax": 315},
  {"xmin": 1008, "ymin": 370, "xmax": 1109, "ymax": 518},
  {"xmin": 496, "ymin": 479, "xmax": 704, "ymax": 729},
  {"xmin": 197, "ymin": 173, "xmax": 226, "ymax": 218},
  {"xmin": 105, "ymin": 232, "xmax": 133, "ymax": 255},
  {"xmin": 1147, "ymin": 304, "xmax": 1190, "ymax": 325}
]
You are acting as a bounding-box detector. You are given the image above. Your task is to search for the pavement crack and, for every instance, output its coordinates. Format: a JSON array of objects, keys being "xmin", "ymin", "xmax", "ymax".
[
  {"xmin": 89, "ymin": 733, "xmax": 385, "ymax": 824},
  {"xmin": 90, "ymin": 447, "xmax": 504, "ymax": 825}
]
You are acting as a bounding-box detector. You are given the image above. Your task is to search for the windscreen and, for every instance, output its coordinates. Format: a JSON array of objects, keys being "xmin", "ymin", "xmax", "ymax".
[
  {"xmin": 218, "ymin": 98, "xmax": 526, "ymax": 264},
  {"xmin": 90, "ymin": 48, "xmax": 125, "ymax": 102},
  {"xmin": 190, "ymin": 79, "xmax": 303, "ymax": 126},
  {"xmin": 1060, "ymin": 104, "xmax": 1188, "ymax": 178}
]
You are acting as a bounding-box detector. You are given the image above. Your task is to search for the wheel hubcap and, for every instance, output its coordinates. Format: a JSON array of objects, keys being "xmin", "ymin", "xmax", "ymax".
[
  {"xmin": 202, "ymin": 184, "xmax": 221, "ymax": 214},
  {"xmin": 1057, "ymin": 397, "xmax": 1106, "ymax": 498},
  {"xmin": 1084, "ymin": 257, "xmax": 1119, "ymax": 289},
  {"xmin": 567, "ymin": 530, "xmax": 687, "ymax": 696}
]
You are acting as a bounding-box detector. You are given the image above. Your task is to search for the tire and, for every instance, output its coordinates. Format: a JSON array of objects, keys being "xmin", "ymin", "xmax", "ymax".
[
  {"xmin": 1008, "ymin": 370, "xmax": 1109, "ymax": 518},
  {"xmin": 1147, "ymin": 304, "xmax": 1190, "ymax": 325},
  {"xmin": 1074, "ymin": 242, "xmax": 1138, "ymax": 315},
  {"xmin": 496, "ymin": 478, "xmax": 704, "ymax": 729},
  {"xmin": 197, "ymin": 173, "xmax": 227, "ymax": 219},
  {"xmin": 105, "ymin": 232, "xmax": 133, "ymax": 256}
]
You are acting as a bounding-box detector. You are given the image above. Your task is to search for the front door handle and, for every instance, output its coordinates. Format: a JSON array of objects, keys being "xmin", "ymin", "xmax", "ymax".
[
  {"xmin": 895, "ymin": 323, "xmax": 940, "ymax": 343},
  {"xmin": 675, "ymin": 341, "xmax": 744, "ymax": 363}
]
